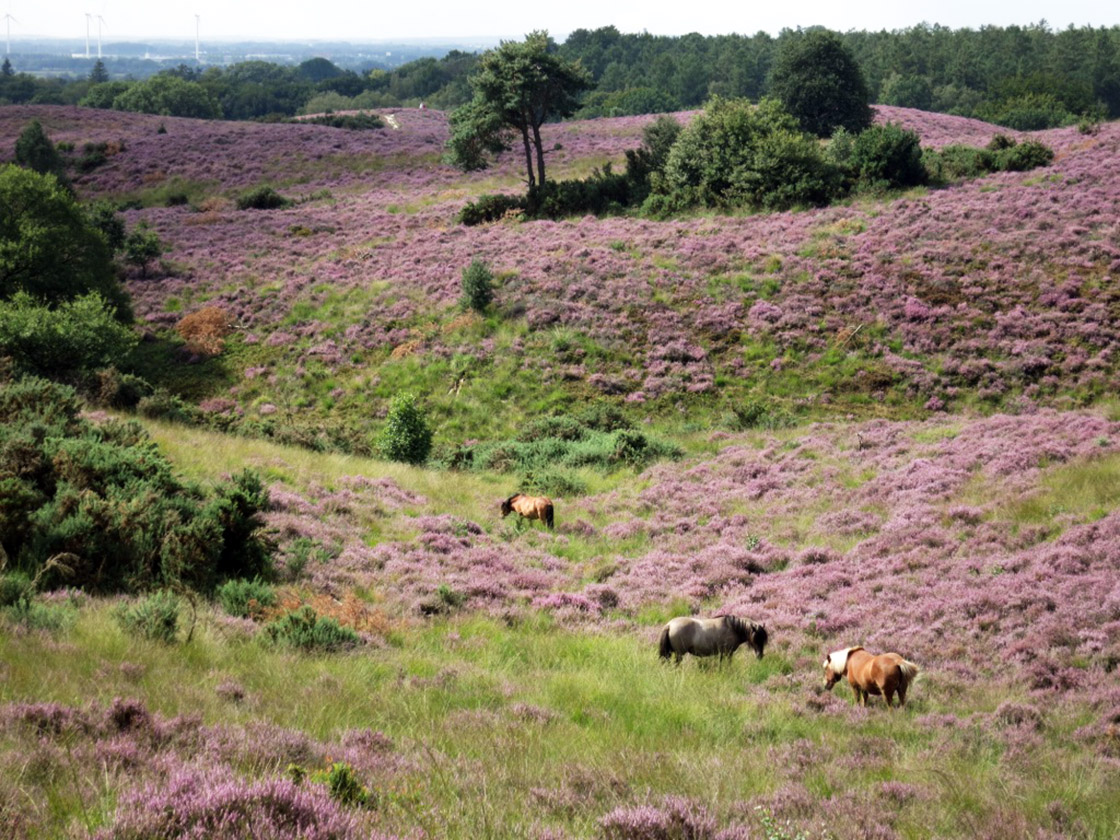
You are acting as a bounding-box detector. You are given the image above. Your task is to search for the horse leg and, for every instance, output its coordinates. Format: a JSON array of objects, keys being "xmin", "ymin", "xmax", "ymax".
[{"xmin": 884, "ymin": 688, "xmax": 896, "ymax": 709}]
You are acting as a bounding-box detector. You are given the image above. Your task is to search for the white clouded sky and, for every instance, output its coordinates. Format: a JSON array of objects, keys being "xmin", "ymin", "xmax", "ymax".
[{"xmin": 9, "ymin": 0, "xmax": 1117, "ymax": 43}]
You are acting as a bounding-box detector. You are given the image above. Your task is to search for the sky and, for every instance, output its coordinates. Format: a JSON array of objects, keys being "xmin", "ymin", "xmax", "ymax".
[{"xmin": 8, "ymin": 0, "xmax": 1116, "ymax": 43}]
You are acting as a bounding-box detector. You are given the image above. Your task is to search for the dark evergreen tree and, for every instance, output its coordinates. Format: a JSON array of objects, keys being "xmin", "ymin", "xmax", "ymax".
[
  {"xmin": 13, "ymin": 120, "xmax": 69, "ymax": 187},
  {"xmin": 770, "ymin": 30, "xmax": 872, "ymax": 137}
]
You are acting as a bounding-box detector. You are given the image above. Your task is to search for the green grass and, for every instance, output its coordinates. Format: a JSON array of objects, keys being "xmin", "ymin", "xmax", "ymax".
[{"xmin": 3, "ymin": 606, "xmax": 1118, "ymax": 839}]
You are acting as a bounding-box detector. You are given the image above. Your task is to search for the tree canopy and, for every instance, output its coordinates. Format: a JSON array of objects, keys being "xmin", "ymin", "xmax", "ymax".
[
  {"xmin": 769, "ymin": 30, "xmax": 872, "ymax": 137},
  {"xmin": 446, "ymin": 31, "xmax": 591, "ymax": 191},
  {"xmin": 0, "ymin": 164, "xmax": 130, "ymax": 319}
]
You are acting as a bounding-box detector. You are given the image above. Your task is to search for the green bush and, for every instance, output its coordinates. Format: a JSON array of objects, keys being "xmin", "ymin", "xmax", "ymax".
[
  {"xmin": 0, "ymin": 571, "xmax": 32, "ymax": 607},
  {"xmin": 13, "ymin": 120, "xmax": 69, "ymax": 186},
  {"xmin": 0, "ymin": 164, "xmax": 131, "ymax": 318},
  {"xmin": 458, "ymin": 192, "xmax": 526, "ymax": 226},
  {"xmin": 519, "ymin": 469, "xmax": 588, "ymax": 498},
  {"xmin": 656, "ymin": 97, "xmax": 842, "ymax": 213},
  {"xmin": 216, "ymin": 577, "xmax": 277, "ymax": 618},
  {"xmin": 297, "ymin": 113, "xmax": 384, "ymax": 130},
  {"xmin": 460, "ymin": 258, "xmax": 495, "ymax": 313},
  {"xmin": 137, "ymin": 388, "xmax": 200, "ymax": 423},
  {"xmin": 0, "ymin": 292, "xmax": 137, "ymax": 377},
  {"xmin": 0, "ymin": 376, "xmax": 272, "ymax": 594},
  {"xmin": 235, "ymin": 186, "xmax": 291, "ymax": 210},
  {"xmin": 376, "ymin": 393, "xmax": 432, "ymax": 465},
  {"xmin": 114, "ymin": 591, "xmax": 180, "ymax": 643},
  {"xmin": 263, "ymin": 606, "xmax": 360, "ymax": 652},
  {"xmin": 997, "ymin": 139, "xmax": 1054, "ymax": 171},
  {"xmin": 311, "ymin": 762, "xmax": 375, "ymax": 808},
  {"xmin": 848, "ymin": 123, "xmax": 927, "ymax": 189}
]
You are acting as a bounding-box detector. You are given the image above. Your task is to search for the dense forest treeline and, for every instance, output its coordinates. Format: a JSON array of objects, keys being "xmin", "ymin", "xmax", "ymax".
[{"xmin": 2, "ymin": 22, "xmax": 1118, "ymax": 128}]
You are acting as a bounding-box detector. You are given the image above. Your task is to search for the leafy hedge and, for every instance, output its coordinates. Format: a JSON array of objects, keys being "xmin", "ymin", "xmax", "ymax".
[{"xmin": 0, "ymin": 375, "xmax": 273, "ymax": 594}]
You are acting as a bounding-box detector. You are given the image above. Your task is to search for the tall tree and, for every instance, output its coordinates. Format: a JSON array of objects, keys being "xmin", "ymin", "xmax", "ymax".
[
  {"xmin": 769, "ymin": 30, "xmax": 872, "ymax": 137},
  {"xmin": 445, "ymin": 31, "xmax": 590, "ymax": 191}
]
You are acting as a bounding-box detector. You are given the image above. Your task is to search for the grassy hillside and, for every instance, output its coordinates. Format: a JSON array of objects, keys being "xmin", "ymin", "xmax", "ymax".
[{"xmin": 2, "ymin": 103, "xmax": 1120, "ymax": 839}]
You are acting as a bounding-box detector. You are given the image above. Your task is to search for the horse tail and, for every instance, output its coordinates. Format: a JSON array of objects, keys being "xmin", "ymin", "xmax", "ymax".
[
  {"xmin": 544, "ymin": 503, "xmax": 554, "ymax": 529},
  {"xmin": 658, "ymin": 626, "xmax": 672, "ymax": 661},
  {"xmin": 897, "ymin": 659, "xmax": 920, "ymax": 685}
]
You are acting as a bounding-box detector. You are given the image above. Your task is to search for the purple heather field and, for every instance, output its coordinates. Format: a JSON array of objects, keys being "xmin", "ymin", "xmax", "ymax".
[
  {"xmin": 2, "ymin": 103, "xmax": 1120, "ymax": 838},
  {"xmin": 2, "ymin": 104, "xmax": 1117, "ymax": 409}
]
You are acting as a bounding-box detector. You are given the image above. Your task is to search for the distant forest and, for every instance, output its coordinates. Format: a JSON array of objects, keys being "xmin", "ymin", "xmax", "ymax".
[{"xmin": 2, "ymin": 23, "xmax": 1118, "ymax": 129}]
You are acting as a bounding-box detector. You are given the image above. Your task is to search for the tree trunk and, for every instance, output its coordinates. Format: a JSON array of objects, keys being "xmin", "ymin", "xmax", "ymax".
[
  {"xmin": 531, "ymin": 123, "xmax": 546, "ymax": 187},
  {"xmin": 519, "ymin": 127, "xmax": 536, "ymax": 190}
]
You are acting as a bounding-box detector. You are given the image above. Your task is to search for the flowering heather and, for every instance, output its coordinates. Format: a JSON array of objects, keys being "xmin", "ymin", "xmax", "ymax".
[{"xmin": 4, "ymin": 105, "xmax": 1116, "ymax": 427}]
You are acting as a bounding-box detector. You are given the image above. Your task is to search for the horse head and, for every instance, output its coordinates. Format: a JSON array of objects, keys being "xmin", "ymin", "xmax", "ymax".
[
  {"xmin": 823, "ymin": 646, "xmax": 862, "ymax": 689},
  {"xmin": 746, "ymin": 622, "xmax": 768, "ymax": 659},
  {"xmin": 500, "ymin": 495, "xmax": 519, "ymax": 517},
  {"xmin": 728, "ymin": 616, "xmax": 767, "ymax": 659}
]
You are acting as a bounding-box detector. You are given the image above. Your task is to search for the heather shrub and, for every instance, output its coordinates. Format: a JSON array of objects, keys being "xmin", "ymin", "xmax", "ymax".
[
  {"xmin": 263, "ymin": 605, "xmax": 360, "ymax": 652},
  {"xmin": 102, "ymin": 766, "xmax": 362, "ymax": 840},
  {"xmin": 113, "ymin": 590, "xmax": 181, "ymax": 643},
  {"xmin": 599, "ymin": 795, "xmax": 718, "ymax": 840},
  {"xmin": 236, "ymin": 185, "xmax": 292, "ymax": 210},
  {"xmin": 376, "ymin": 393, "xmax": 432, "ymax": 465},
  {"xmin": 460, "ymin": 259, "xmax": 495, "ymax": 313},
  {"xmin": 217, "ymin": 577, "xmax": 277, "ymax": 619}
]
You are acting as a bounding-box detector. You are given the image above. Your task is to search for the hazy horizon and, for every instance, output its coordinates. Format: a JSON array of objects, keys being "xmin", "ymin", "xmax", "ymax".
[{"xmin": 4, "ymin": 0, "xmax": 1116, "ymax": 45}]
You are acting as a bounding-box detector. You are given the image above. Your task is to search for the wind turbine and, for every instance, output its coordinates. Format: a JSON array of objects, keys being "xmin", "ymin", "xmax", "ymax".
[
  {"xmin": 3, "ymin": 12, "xmax": 16, "ymax": 56},
  {"xmin": 85, "ymin": 12, "xmax": 92, "ymax": 58},
  {"xmin": 95, "ymin": 14, "xmax": 106, "ymax": 59},
  {"xmin": 194, "ymin": 14, "xmax": 200, "ymax": 62}
]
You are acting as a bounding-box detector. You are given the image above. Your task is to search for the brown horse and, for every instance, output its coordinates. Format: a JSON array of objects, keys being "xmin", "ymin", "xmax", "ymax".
[
  {"xmin": 659, "ymin": 615, "xmax": 768, "ymax": 664},
  {"xmin": 823, "ymin": 646, "xmax": 919, "ymax": 709},
  {"xmin": 500, "ymin": 494, "xmax": 554, "ymax": 529}
]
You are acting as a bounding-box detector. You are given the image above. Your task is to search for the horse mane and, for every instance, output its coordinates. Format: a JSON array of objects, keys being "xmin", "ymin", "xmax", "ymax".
[
  {"xmin": 504, "ymin": 494, "xmax": 522, "ymax": 504},
  {"xmin": 825, "ymin": 646, "xmax": 864, "ymax": 676},
  {"xmin": 724, "ymin": 615, "xmax": 764, "ymax": 645}
]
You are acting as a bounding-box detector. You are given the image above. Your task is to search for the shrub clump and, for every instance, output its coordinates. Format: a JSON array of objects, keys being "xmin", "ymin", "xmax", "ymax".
[
  {"xmin": 114, "ymin": 590, "xmax": 181, "ymax": 643},
  {"xmin": 460, "ymin": 258, "xmax": 495, "ymax": 313},
  {"xmin": 236, "ymin": 185, "xmax": 291, "ymax": 210},
  {"xmin": 0, "ymin": 376, "xmax": 272, "ymax": 594},
  {"xmin": 298, "ymin": 113, "xmax": 385, "ymax": 130},
  {"xmin": 845, "ymin": 122, "xmax": 927, "ymax": 189},
  {"xmin": 217, "ymin": 577, "xmax": 277, "ymax": 619},
  {"xmin": 376, "ymin": 393, "xmax": 432, "ymax": 465},
  {"xmin": 458, "ymin": 192, "xmax": 526, "ymax": 226},
  {"xmin": 652, "ymin": 97, "xmax": 842, "ymax": 214},
  {"xmin": 177, "ymin": 306, "xmax": 234, "ymax": 357},
  {"xmin": 263, "ymin": 605, "xmax": 360, "ymax": 652}
]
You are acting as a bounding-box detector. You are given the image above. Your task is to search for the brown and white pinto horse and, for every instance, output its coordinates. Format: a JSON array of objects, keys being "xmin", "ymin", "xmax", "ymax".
[
  {"xmin": 500, "ymin": 494, "xmax": 554, "ymax": 529},
  {"xmin": 823, "ymin": 646, "xmax": 919, "ymax": 709}
]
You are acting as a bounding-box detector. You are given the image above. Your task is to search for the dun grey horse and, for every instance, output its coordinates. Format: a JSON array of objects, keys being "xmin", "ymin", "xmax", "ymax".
[{"xmin": 658, "ymin": 615, "xmax": 768, "ymax": 664}]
